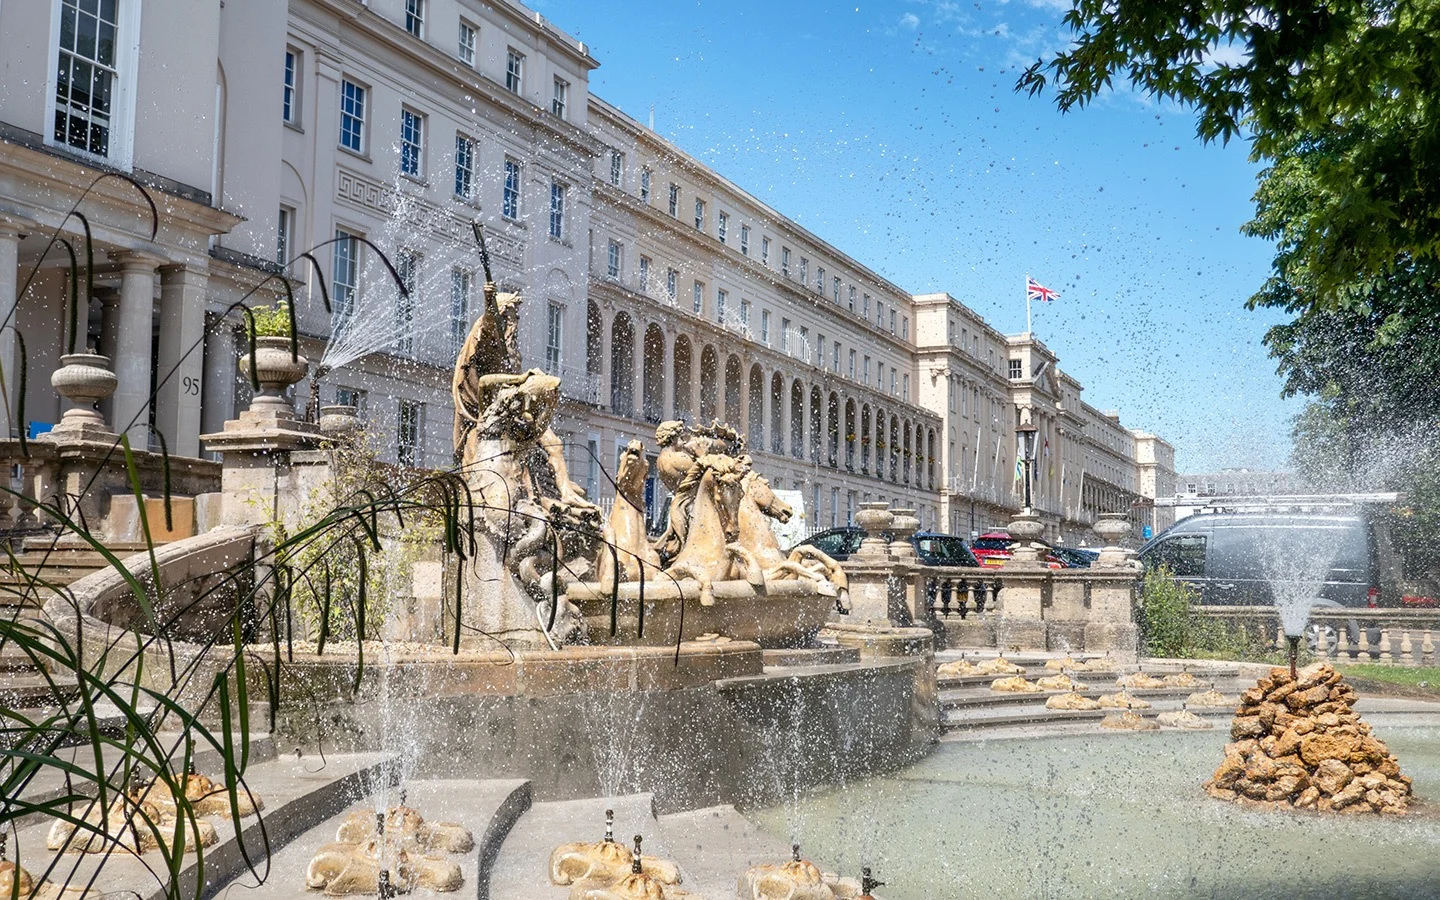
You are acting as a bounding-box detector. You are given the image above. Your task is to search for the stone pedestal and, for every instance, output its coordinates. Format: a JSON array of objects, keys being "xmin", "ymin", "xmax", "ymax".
[
  {"xmin": 1083, "ymin": 571, "xmax": 1141, "ymax": 662},
  {"xmin": 835, "ymin": 559, "xmax": 905, "ymax": 626},
  {"xmin": 995, "ymin": 563, "xmax": 1048, "ymax": 652},
  {"xmin": 1046, "ymin": 570, "xmax": 1090, "ymax": 653},
  {"xmin": 44, "ymin": 353, "xmax": 118, "ymax": 443}
]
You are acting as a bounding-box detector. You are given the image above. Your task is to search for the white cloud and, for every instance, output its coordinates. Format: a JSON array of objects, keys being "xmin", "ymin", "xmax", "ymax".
[{"xmin": 899, "ymin": 12, "xmax": 920, "ymax": 28}]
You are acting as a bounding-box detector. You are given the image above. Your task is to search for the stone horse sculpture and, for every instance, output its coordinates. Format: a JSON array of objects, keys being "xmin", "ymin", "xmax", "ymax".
[
  {"xmin": 654, "ymin": 420, "xmax": 743, "ymax": 564},
  {"xmin": 739, "ymin": 471, "xmax": 851, "ymax": 612},
  {"xmin": 597, "ymin": 440, "xmax": 661, "ymax": 587},
  {"xmin": 452, "ymin": 279, "xmax": 602, "ymax": 648},
  {"xmin": 660, "ymin": 453, "xmax": 763, "ymax": 606}
]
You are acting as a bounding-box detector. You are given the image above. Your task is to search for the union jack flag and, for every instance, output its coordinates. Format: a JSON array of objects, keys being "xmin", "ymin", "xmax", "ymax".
[{"xmin": 1026, "ymin": 277, "xmax": 1059, "ymax": 303}]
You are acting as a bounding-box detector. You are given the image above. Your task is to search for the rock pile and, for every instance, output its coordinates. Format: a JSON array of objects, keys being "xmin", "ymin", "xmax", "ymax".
[{"xmin": 1204, "ymin": 664, "xmax": 1412, "ymax": 814}]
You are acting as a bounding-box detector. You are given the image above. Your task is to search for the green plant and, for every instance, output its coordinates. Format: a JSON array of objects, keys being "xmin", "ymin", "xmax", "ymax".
[
  {"xmin": 247, "ymin": 299, "xmax": 294, "ymax": 338},
  {"xmin": 1139, "ymin": 565, "xmax": 1272, "ymax": 660}
]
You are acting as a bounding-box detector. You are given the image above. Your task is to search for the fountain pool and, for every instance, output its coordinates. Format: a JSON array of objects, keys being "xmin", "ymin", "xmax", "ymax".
[{"xmin": 747, "ymin": 727, "xmax": 1440, "ymax": 900}]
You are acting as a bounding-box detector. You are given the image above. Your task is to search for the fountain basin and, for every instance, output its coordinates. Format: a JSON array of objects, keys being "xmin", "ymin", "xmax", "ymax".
[{"xmin": 566, "ymin": 579, "xmax": 838, "ymax": 648}]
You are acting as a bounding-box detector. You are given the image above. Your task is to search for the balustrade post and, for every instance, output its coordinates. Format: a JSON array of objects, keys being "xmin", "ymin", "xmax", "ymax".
[
  {"xmin": 1400, "ymin": 630, "xmax": 1414, "ymax": 667},
  {"xmin": 1423, "ymin": 630, "xmax": 1436, "ymax": 666}
]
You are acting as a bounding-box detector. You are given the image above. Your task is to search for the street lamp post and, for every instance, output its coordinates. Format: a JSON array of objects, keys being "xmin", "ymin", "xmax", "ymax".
[{"xmin": 1016, "ymin": 420, "xmax": 1037, "ymax": 513}]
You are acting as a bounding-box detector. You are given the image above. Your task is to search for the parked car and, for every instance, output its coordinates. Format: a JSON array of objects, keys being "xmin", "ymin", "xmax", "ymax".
[
  {"xmin": 1136, "ymin": 512, "xmax": 1389, "ymax": 609},
  {"xmin": 1050, "ymin": 546, "xmax": 1099, "ymax": 569},
  {"xmin": 970, "ymin": 531, "xmax": 1070, "ymax": 569},
  {"xmin": 789, "ymin": 527, "xmax": 980, "ymax": 567}
]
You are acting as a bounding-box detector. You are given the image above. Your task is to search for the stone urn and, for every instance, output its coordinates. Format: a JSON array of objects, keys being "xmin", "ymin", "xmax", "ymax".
[
  {"xmin": 854, "ymin": 501, "xmax": 894, "ymax": 560},
  {"xmin": 1093, "ymin": 511, "xmax": 1137, "ymax": 568},
  {"xmin": 889, "ymin": 507, "xmax": 920, "ymax": 562},
  {"xmin": 1006, "ymin": 510, "xmax": 1046, "ymax": 566},
  {"xmin": 239, "ymin": 335, "xmax": 309, "ymax": 418},
  {"xmin": 318, "ymin": 404, "xmax": 361, "ymax": 441},
  {"xmin": 47, "ymin": 352, "xmax": 117, "ymax": 439}
]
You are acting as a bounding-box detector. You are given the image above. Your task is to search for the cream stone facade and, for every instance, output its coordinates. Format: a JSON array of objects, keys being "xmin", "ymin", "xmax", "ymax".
[{"xmin": 0, "ymin": 0, "xmax": 1173, "ymax": 541}]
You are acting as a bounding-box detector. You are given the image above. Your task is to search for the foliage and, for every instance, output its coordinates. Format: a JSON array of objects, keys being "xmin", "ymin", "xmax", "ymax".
[
  {"xmin": 1336, "ymin": 663, "xmax": 1440, "ymax": 689},
  {"xmin": 1139, "ymin": 565, "xmax": 1264, "ymax": 659},
  {"xmin": 246, "ymin": 299, "xmax": 295, "ymax": 338},
  {"xmin": 1017, "ymin": 0, "xmax": 1440, "ymax": 299}
]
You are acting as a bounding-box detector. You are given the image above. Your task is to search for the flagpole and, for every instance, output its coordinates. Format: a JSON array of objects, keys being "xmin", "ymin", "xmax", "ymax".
[{"xmin": 1025, "ymin": 274, "xmax": 1032, "ymax": 334}]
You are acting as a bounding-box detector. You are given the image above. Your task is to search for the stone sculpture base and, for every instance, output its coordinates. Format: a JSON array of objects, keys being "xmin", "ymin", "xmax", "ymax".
[{"xmin": 565, "ymin": 579, "xmax": 837, "ymax": 648}]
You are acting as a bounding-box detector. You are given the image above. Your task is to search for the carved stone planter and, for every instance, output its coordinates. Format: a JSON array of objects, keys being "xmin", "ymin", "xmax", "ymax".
[
  {"xmin": 318, "ymin": 404, "xmax": 361, "ymax": 441},
  {"xmin": 854, "ymin": 501, "xmax": 894, "ymax": 559},
  {"xmin": 1093, "ymin": 511, "xmax": 1137, "ymax": 568},
  {"xmin": 239, "ymin": 335, "xmax": 308, "ymax": 418},
  {"xmin": 46, "ymin": 352, "xmax": 117, "ymax": 440},
  {"xmin": 1006, "ymin": 510, "xmax": 1046, "ymax": 565},
  {"xmin": 889, "ymin": 507, "xmax": 920, "ymax": 561}
]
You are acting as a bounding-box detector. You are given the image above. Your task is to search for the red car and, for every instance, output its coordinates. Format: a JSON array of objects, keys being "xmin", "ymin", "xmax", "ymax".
[{"xmin": 970, "ymin": 531, "xmax": 1067, "ymax": 569}]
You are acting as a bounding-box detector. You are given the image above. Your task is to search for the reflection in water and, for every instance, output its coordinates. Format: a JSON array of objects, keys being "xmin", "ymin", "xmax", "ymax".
[{"xmin": 747, "ymin": 729, "xmax": 1440, "ymax": 900}]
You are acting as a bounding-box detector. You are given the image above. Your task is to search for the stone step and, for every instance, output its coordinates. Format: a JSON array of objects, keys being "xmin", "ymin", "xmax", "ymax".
[
  {"xmin": 939, "ymin": 685, "xmax": 1216, "ymax": 711},
  {"xmin": 655, "ymin": 805, "xmax": 798, "ymax": 900},
  {"xmin": 224, "ymin": 777, "xmax": 531, "ymax": 900},
  {"xmin": 0, "ymin": 670, "xmax": 78, "ymax": 707},
  {"xmin": 487, "ymin": 793, "xmax": 675, "ymax": 900},
  {"xmin": 7, "ymin": 750, "xmax": 394, "ymax": 900},
  {"xmin": 941, "ymin": 699, "xmax": 1235, "ymax": 732}
]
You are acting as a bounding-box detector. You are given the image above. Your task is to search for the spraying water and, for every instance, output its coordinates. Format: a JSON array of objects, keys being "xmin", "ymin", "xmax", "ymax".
[{"xmin": 1256, "ymin": 526, "xmax": 1345, "ymax": 636}]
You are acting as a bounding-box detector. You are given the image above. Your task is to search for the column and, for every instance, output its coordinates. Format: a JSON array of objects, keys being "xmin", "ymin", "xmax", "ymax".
[
  {"xmin": 200, "ymin": 314, "xmax": 238, "ymax": 439},
  {"xmin": 155, "ymin": 263, "xmax": 209, "ymax": 456},
  {"xmin": 110, "ymin": 251, "xmax": 161, "ymax": 447},
  {"xmin": 688, "ymin": 348, "xmax": 701, "ymax": 424},
  {"xmin": 0, "ymin": 221, "xmax": 25, "ymax": 428},
  {"xmin": 660, "ymin": 330, "xmax": 675, "ymax": 423}
]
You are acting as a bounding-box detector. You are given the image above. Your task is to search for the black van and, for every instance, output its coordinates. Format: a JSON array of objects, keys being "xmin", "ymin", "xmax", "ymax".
[{"xmin": 1137, "ymin": 512, "xmax": 1388, "ymax": 610}]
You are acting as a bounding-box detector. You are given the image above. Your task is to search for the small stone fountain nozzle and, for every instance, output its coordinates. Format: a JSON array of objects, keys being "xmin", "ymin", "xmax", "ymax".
[
  {"xmin": 378, "ymin": 868, "xmax": 394, "ymax": 900},
  {"xmin": 632, "ymin": 835, "xmax": 644, "ymax": 875},
  {"xmin": 861, "ymin": 866, "xmax": 885, "ymax": 897},
  {"xmin": 375, "ymin": 810, "xmax": 386, "ymax": 840},
  {"xmin": 604, "ymin": 808, "xmax": 615, "ymax": 843},
  {"xmin": 1287, "ymin": 633, "xmax": 1302, "ymax": 679},
  {"xmin": 398, "ymin": 788, "xmax": 407, "ymax": 807},
  {"xmin": 792, "ymin": 843, "xmax": 801, "ymax": 862}
]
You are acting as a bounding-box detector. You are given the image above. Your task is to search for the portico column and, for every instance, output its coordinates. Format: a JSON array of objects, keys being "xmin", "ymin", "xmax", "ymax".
[
  {"xmin": 155, "ymin": 263, "xmax": 209, "ymax": 456},
  {"xmin": 688, "ymin": 349, "xmax": 701, "ymax": 424},
  {"xmin": 660, "ymin": 331, "xmax": 675, "ymax": 421},
  {"xmin": 0, "ymin": 221, "xmax": 26, "ymax": 428},
  {"xmin": 199, "ymin": 315, "xmax": 238, "ymax": 440},
  {"xmin": 110, "ymin": 252, "xmax": 161, "ymax": 446}
]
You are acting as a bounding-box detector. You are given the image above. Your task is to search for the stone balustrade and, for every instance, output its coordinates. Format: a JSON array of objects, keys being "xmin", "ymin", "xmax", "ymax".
[{"xmin": 1198, "ymin": 606, "xmax": 1440, "ymax": 667}]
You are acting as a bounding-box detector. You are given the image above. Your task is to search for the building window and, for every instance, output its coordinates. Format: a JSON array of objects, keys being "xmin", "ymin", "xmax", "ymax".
[
  {"xmin": 545, "ymin": 302, "xmax": 564, "ymax": 372},
  {"xmin": 760, "ymin": 310, "xmax": 771, "ymax": 344},
  {"xmin": 761, "ymin": 237, "xmax": 771, "ymax": 266},
  {"xmin": 832, "ymin": 342, "xmax": 841, "ymax": 372},
  {"xmin": 394, "ymin": 249, "xmax": 418, "ymax": 357},
  {"xmin": 339, "ymin": 79, "xmax": 366, "ymax": 152},
  {"xmin": 552, "ymin": 76, "xmax": 569, "ymax": 118},
  {"xmin": 863, "ymin": 355, "xmax": 871, "ymax": 384},
  {"xmin": 666, "ymin": 268, "xmax": 677, "ymax": 302},
  {"xmin": 863, "ymin": 293, "xmax": 871, "ymax": 319},
  {"xmin": 833, "ymin": 276, "xmax": 841, "ymax": 304},
  {"xmin": 276, "ymin": 207, "xmax": 292, "ymax": 267},
  {"xmin": 739, "ymin": 298, "xmax": 750, "ymax": 327},
  {"xmin": 781, "ymin": 318, "xmax": 792, "ymax": 353},
  {"xmin": 336, "ymin": 386, "xmax": 367, "ymax": 415},
  {"xmin": 282, "ymin": 49, "xmax": 298, "ymax": 123},
  {"xmin": 799, "ymin": 258, "xmax": 808, "ymax": 286},
  {"xmin": 693, "ymin": 281, "xmax": 704, "ymax": 315},
  {"xmin": 668, "ymin": 183, "xmax": 680, "ymax": 217},
  {"xmin": 404, "ymin": 0, "xmax": 424, "ymax": 36},
  {"xmin": 903, "ymin": 373, "xmax": 910, "ymax": 401},
  {"xmin": 901, "ymin": 316, "xmax": 910, "ymax": 340},
  {"xmin": 740, "ymin": 224, "xmax": 750, "ymax": 256},
  {"xmin": 717, "ymin": 212, "xmax": 729, "ymax": 244},
  {"xmin": 397, "ymin": 400, "xmax": 422, "ymax": 467},
  {"xmin": 877, "ymin": 363, "xmax": 883, "ymax": 390},
  {"xmin": 1008, "ymin": 359, "xmax": 1023, "ymax": 380},
  {"xmin": 817, "ymin": 335, "xmax": 826, "ymax": 367},
  {"xmin": 848, "ymin": 349, "xmax": 856, "ymax": 379},
  {"xmin": 640, "ymin": 167, "xmax": 651, "ymax": 202},
  {"xmin": 781, "ymin": 247, "xmax": 791, "ymax": 277},
  {"xmin": 816, "ymin": 266, "xmax": 825, "ymax": 293},
  {"xmin": 609, "ymin": 150, "xmax": 623, "ymax": 186},
  {"xmin": 458, "ymin": 20, "xmax": 477, "ymax": 65},
  {"xmin": 848, "ymin": 286, "xmax": 856, "ymax": 312},
  {"xmin": 502, "ymin": 158, "xmax": 521, "ymax": 219},
  {"xmin": 889, "ymin": 308, "xmax": 897, "ymax": 334},
  {"xmin": 607, "ymin": 240, "xmax": 622, "ymax": 278},
  {"xmin": 639, "ymin": 255, "xmax": 651, "ymax": 292},
  {"xmin": 716, "ymin": 289, "xmax": 728, "ymax": 324},
  {"xmin": 400, "ymin": 107, "xmax": 424, "ymax": 177},
  {"xmin": 454, "ymin": 134, "xmax": 475, "ymax": 199},
  {"xmin": 505, "ymin": 48, "xmax": 524, "ymax": 94},
  {"xmin": 549, "ymin": 181, "xmax": 566, "ymax": 240},
  {"xmin": 53, "ymin": 0, "xmax": 125, "ymax": 159},
  {"xmin": 332, "ymin": 228, "xmax": 360, "ymax": 323},
  {"xmin": 694, "ymin": 198, "xmax": 705, "ymax": 231},
  {"xmin": 451, "ymin": 267, "xmax": 471, "ymax": 354},
  {"xmin": 876, "ymin": 301, "xmax": 885, "ymax": 328},
  {"xmin": 890, "ymin": 370, "xmax": 897, "ymax": 396}
]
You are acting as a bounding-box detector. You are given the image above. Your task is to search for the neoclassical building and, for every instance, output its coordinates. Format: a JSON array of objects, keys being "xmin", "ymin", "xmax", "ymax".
[{"xmin": 0, "ymin": 0, "xmax": 1173, "ymax": 541}]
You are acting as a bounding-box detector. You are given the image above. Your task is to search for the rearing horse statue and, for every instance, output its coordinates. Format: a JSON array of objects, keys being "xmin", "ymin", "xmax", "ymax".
[
  {"xmin": 661, "ymin": 454, "xmax": 763, "ymax": 606},
  {"xmin": 738, "ymin": 471, "xmax": 850, "ymax": 612}
]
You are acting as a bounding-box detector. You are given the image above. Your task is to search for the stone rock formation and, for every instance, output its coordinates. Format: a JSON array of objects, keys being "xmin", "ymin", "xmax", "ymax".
[
  {"xmin": 308, "ymin": 803, "xmax": 471, "ymax": 894},
  {"xmin": 1186, "ymin": 689, "xmax": 1237, "ymax": 707},
  {"xmin": 1043, "ymin": 656, "xmax": 1112, "ymax": 672},
  {"xmin": 0, "ymin": 861, "xmax": 94, "ymax": 899},
  {"xmin": 45, "ymin": 796, "xmax": 218, "ymax": 855},
  {"xmin": 1035, "ymin": 674, "xmax": 1088, "ymax": 691},
  {"xmin": 990, "ymin": 675, "xmax": 1044, "ymax": 693},
  {"xmin": 1114, "ymin": 671, "xmax": 1198, "ymax": 689},
  {"xmin": 1100, "ymin": 710, "xmax": 1158, "ymax": 731},
  {"xmin": 940, "ymin": 657, "xmax": 1026, "ymax": 677},
  {"xmin": 1046, "ymin": 692, "xmax": 1101, "ymax": 710},
  {"xmin": 1157, "ymin": 709, "xmax": 1212, "ymax": 729},
  {"xmin": 737, "ymin": 847, "xmax": 862, "ymax": 900},
  {"xmin": 1096, "ymin": 691, "xmax": 1151, "ymax": 709},
  {"xmin": 131, "ymin": 770, "xmax": 264, "ymax": 819},
  {"xmin": 1204, "ymin": 664, "xmax": 1413, "ymax": 814}
]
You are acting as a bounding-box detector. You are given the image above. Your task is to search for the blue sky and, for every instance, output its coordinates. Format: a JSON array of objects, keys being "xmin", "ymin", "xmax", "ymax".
[{"xmin": 532, "ymin": 0, "xmax": 1303, "ymax": 473}]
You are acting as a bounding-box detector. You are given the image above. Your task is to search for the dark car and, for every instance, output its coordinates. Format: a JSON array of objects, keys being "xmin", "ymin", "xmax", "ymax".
[
  {"xmin": 1137, "ymin": 512, "xmax": 1388, "ymax": 610},
  {"xmin": 790, "ymin": 527, "xmax": 979, "ymax": 567},
  {"xmin": 1050, "ymin": 546, "xmax": 1099, "ymax": 569}
]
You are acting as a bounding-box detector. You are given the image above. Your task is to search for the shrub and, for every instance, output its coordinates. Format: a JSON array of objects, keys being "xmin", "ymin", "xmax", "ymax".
[
  {"xmin": 248, "ymin": 299, "xmax": 294, "ymax": 338},
  {"xmin": 1139, "ymin": 565, "xmax": 1267, "ymax": 660}
]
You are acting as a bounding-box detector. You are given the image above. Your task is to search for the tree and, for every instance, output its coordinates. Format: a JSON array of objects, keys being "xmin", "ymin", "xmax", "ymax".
[{"xmin": 1017, "ymin": 0, "xmax": 1440, "ymax": 300}]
